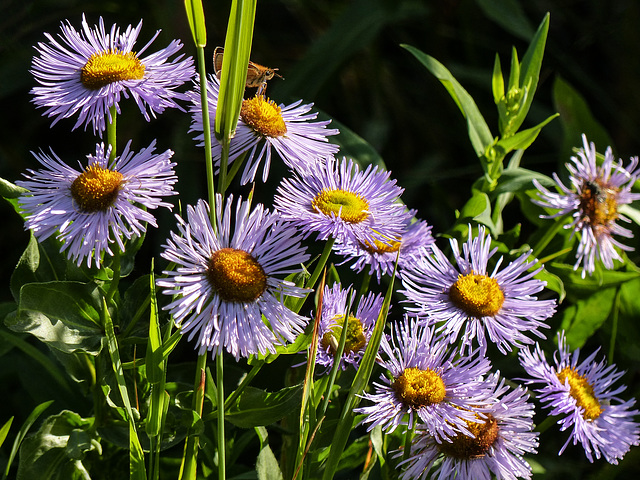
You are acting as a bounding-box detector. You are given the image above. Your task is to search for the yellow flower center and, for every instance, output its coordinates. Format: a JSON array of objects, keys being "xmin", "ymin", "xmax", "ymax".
[
  {"xmin": 311, "ymin": 189, "xmax": 370, "ymax": 224},
  {"xmin": 206, "ymin": 248, "xmax": 267, "ymax": 302},
  {"xmin": 438, "ymin": 413, "xmax": 499, "ymax": 459},
  {"xmin": 579, "ymin": 180, "xmax": 619, "ymax": 227},
  {"xmin": 240, "ymin": 96, "xmax": 287, "ymax": 137},
  {"xmin": 392, "ymin": 367, "xmax": 446, "ymax": 408},
  {"xmin": 360, "ymin": 237, "xmax": 401, "ymax": 254},
  {"xmin": 449, "ymin": 273, "xmax": 505, "ymax": 318},
  {"xmin": 80, "ymin": 50, "xmax": 145, "ymax": 90},
  {"xmin": 70, "ymin": 164, "xmax": 124, "ymax": 212},
  {"xmin": 320, "ymin": 314, "xmax": 366, "ymax": 356},
  {"xmin": 557, "ymin": 366, "xmax": 603, "ymax": 420}
]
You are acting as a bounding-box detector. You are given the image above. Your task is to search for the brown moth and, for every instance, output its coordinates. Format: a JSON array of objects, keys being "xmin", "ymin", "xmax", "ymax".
[{"xmin": 213, "ymin": 46, "xmax": 282, "ymax": 96}]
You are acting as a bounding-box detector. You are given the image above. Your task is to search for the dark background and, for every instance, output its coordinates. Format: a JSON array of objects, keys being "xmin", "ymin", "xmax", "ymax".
[{"xmin": 2, "ymin": 0, "xmax": 640, "ymax": 478}]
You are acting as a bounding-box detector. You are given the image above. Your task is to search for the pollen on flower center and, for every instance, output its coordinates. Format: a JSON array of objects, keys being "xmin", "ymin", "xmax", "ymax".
[
  {"xmin": 449, "ymin": 273, "xmax": 505, "ymax": 318},
  {"xmin": 240, "ymin": 96, "xmax": 287, "ymax": 137},
  {"xmin": 557, "ymin": 366, "xmax": 603, "ymax": 420},
  {"xmin": 579, "ymin": 180, "xmax": 619, "ymax": 227},
  {"xmin": 321, "ymin": 314, "xmax": 366, "ymax": 356},
  {"xmin": 70, "ymin": 164, "xmax": 124, "ymax": 212},
  {"xmin": 360, "ymin": 237, "xmax": 401, "ymax": 254},
  {"xmin": 206, "ymin": 248, "xmax": 267, "ymax": 302},
  {"xmin": 81, "ymin": 50, "xmax": 145, "ymax": 90},
  {"xmin": 438, "ymin": 413, "xmax": 499, "ymax": 459},
  {"xmin": 392, "ymin": 367, "xmax": 446, "ymax": 408},
  {"xmin": 311, "ymin": 189, "xmax": 370, "ymax": 224}
]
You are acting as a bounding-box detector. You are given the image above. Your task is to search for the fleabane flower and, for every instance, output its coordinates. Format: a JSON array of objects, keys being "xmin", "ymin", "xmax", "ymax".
[
  {"xmin": 533, "ymin": 134, "xmax": 640, "ymax": 277},
  {"xmin": 401, "ymin": 226, "xmax": 556, "ymax": 354},
  {"xmin": 30, "ymin": 15, "xmax": 195, "ymax": 135},
  {"xmin": 17, "ymin": 140, "xmax": 176, "ymax": 268},
  {"xmin": 356, "ymin": 316, "xmax": 495, "ymax": 442},
  {"xmin": 188, "ymin": 75, "xmax": 339, "ymax": 184},
  {"xmin": 157, "ymin": 196, "xmax": 311, "ymax": 360},
  {"xmin": 333, "ymin": 215, "xmax": 434, "ymax": 282},
  {"xmin": 274, "ymin": 156, "xmax": 409, "ymax": 247},
  {"xmin": 400, "ymin": 374, "xmax": 539, "ymax": 480},
  {"xmin": 519, "ymin": 331, "xmax": 640, "ymax": 464},
  {"xmin": 314, "ymin": 283, "xmax": 383, "ymax": 372}
]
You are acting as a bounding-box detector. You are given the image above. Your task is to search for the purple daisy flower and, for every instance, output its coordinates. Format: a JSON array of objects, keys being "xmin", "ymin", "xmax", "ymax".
[
  {"xmin": 333, "ymin": 215, "xmax": 435, "ymax": 282},
  {"xmin": 533, "ymin": 134, "xmax": 640, "ymax": 277},
  {"xmin": 356, "ymin": 316, "xmax": 495, "ymax": 442},
  {"xmin": 17, "ymin": 140, "xmax": 176, "ymax": 268},
  {"xmin": 400, "ymin": 374, "xmax": 539, "ymax": 480},
  {"xmin": 30, "ymin": 15, "xmax": 195, "ymax": 135},
  {"xmin": 314, "ymin": 282, "xmax": 383, "ymax": 372},
  {"xmin": 274, "ymin": 156, "xmax": 409, "ymax": 247},
  {"xmin": 519, "ymin": 331, "xmax": 640, "ymax": 464},
  {"xmin": 157, "ymin": 196, "xmax": 311, "ymax": 360},
  {"xmin": 401, "ymin": 226, "xmax": 556, "ymax": 354},
  {"xmin": 188, "ymin": 75, "xmax": 339, "ymax": 184}
]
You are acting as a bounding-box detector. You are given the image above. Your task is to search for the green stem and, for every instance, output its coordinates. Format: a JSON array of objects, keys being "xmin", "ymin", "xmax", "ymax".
[
  {"xmin": 402, "ymin": 420, "xmax": 417, "ymax": 462},
  {"xmin": 180, "ymin": 352, "xmax": 207, "ymax": 480},
  {"xmin": 534, "ymin": 415, "xmax": 557, "ymax": 434},
  {"xmin": 196, "ymin": 45, "xmax": 216, "ymax": 215},
  {"xmin": 217, "ymin": 137, "xmax": 230, "ymax": 198},
  {"xmin": 216, "ymin": 352, "xmax": 226, "ymax": 480},
  {"xmin": 107, "ymin": 105, "xmax": 117, "ymax": 165},
  {"xmin": 531, "ymin": 213, "xmax": 572, "ymax": 259}
]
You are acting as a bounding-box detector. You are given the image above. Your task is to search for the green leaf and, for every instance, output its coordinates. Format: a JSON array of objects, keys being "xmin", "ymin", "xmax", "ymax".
[
  {"xmin": 255, "ymin": 427, "xmax": 283, "ymax": 480},
  {"xmin": 492, "ymin": 54, "xmax": 505, "ymax": 106},
  {"xmin": 214, "ymin": 0, "xmax": 257, "ymax": 142},
  {"xmin": 496, "ymin": 113, "xmax": 559, "ymax": 153},
  {"xmin": 3, "ymin": 400, "xmax": 54, "ymax": 480},
  {"xmin": 509, "ymin": 13, "xmax": 550, "ymax": 134},
  {"xmin": 492, "ymin": 167, "xmax": 555, "ymax": 195},
  {"xmin": 7, "ymin": 282, "xmax": 103, "ymax": 355},
  {"xmin": 184, "ymin": 0, "xmax": 207, "ymax": 47},
  {"xmin": 560, "ymin": 288, "xmax": 616, "ymax": 348},
  {"xmin": 16, "ymin": 411, "xmax": 96, "ymax": 480},
  {"xmin": 475, "ymin": 0, "xmax": 535, "ymax": 40},
  {"xmin": 553, "ymin": 76, "xmax": 614, "ymax": 161},
  {"xmin": 402, "ymin": 44, "xmax": 493, "ymax": 158},
  {"xmin": 534, "ymin": 267, "xmax": 566, "ymax": 303},
  {"xmin": 619, "ymin": 204, "xmax": 640, "ymax": 227},
  {"xmin": 548, "ymin": 263, "xmax": 640, "ymax": 297},
  {"xmin": 102, "ymin": 298, "xmax": 146, "ymax": 479},
  {"xmin": 0, "ymin": 417, "xmax": 12, "ymax": 449},
  {"xmin": 224, "ymin": 385, "xmax": 303, "ymax": 428}
]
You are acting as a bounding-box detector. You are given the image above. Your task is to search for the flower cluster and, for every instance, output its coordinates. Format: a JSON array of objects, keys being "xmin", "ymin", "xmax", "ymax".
[{"xmin": 15, "ymin": 12, "xmax": 640, "ymax": 480}]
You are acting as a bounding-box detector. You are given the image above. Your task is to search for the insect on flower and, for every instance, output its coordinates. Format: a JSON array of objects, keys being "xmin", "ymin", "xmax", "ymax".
[{"xmin": 213, "ymin": 46, "xmax": 283, "ymax": 96}]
